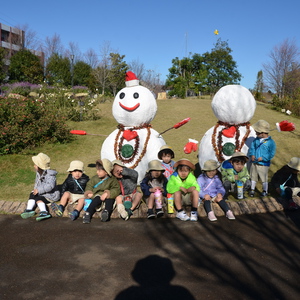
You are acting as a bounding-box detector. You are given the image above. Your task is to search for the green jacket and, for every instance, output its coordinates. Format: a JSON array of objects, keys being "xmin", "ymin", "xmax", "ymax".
[
  {"xmin": 84, "ymin": 175, "xmax": 120, "ymax": 199},
  {"xmin": 221, "ymin": 160, "xmax": 250, "ymax": 184},
  {"xmin": 166, "ymin": 172, "xmax": 200, "ymax": 194}
]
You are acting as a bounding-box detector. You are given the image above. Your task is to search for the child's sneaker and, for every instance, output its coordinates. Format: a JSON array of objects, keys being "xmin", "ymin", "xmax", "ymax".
[
  {"xmin": 36, "ymin": 211, "xmax": 51, "ymax": 221},
  {"xmin": 50, "ymin": 202, "xmax": 64, "ymax": 217},
  {"xmin": 83, "ymin": 212, "xmax": 91, "ymax": 224},
  {"xmin": 147, "ymin": 209, "xmax": 156, "ymax": 219},
  {"xmin": 261, "ymin": 191, "xmax": 268, "ymax": 197},
  {"xmin": 69, "ymin": 210, "xmax": 79, "ymax": 221},
  {"xmin": 21, "ymin": 209, "xmax": 35, "ymax": 219},
  {"xmin": 101, "ymin": 209, "xmax": 109, "ymax": 222},
  {"xmin": 190, "ymin": 211, "xmax": 198, "ymax": 221},
  {"xmin": 156, "ymin": 209, "xmax": 164, "ymax": 218},
  {"xmin": 288, "ymin": 202, "xmax": 299, "ymax": 210},
  {"xmin": 208, "ymin": 211, "xmax": 217, "ymax": 221},
  {"xmin": 117, "ymin": 204, "xmax": 128, "ymax": 220},
  {"xmin": 226, "ymin": 210, "xmax": 235, "ymax": 220},
  {"xmin": 125, "ymin": 208, "xmax": 133, "ymax": 221},
  {"xmin": 249, "ymin": 190, "xmax": 255, "ymax": 197},
  {"xmin": 176, "ymin": 210, "xmax": 190, "ymax": 221}
]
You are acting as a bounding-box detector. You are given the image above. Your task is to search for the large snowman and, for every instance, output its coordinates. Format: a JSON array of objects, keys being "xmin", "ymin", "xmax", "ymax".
[
  {"xmin": 199, "ymin": 85, "xmax": 256, "ymax": 169},
  {"xmin": 101, "ymin": 71, "xmax": 166, "ymax": 182}
]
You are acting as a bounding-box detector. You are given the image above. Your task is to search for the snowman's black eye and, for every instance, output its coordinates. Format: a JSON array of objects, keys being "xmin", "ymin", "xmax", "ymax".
[
  {"xmin": 133, "ymin": 93, "xmax": 139, "ymax": 99},
  {"xmin": 120, "ymin": 92, "xmax": 125, "ymax": 99}
]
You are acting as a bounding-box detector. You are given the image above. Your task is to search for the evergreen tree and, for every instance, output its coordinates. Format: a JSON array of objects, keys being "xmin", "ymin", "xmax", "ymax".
[
  {"xmin": 8, "ymin": 49, "xmax": 43, "ymax": 83},
  {"xmin": 46, "ymin": 53, "xmax": 71, "ymax": 86}
]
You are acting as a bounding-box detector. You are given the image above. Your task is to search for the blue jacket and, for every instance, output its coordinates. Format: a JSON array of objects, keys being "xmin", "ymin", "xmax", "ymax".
[
  {"xmin": 248, "ymin": 136, "xmax": 276, "ymax": 166},
  {"xmin": 197, "ymin": 173, "xmax": 225, "ymax": 198}
]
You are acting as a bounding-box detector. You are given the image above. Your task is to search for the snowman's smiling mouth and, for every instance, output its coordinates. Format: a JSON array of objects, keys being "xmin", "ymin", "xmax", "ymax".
[{"xmin": 119, "ymin": 102, "xmax": 140, "ymax": 112}]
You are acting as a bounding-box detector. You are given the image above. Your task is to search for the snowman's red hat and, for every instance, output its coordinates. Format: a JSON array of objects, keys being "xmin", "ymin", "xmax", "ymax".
[{"xmin": 126, "ymin": 71, "xmax": 139, "ymax": 87}]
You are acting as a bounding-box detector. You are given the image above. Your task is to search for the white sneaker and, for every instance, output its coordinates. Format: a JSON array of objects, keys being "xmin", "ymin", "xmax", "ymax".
[
  {"xmin": 117, "ymin": 204, "xmax": 128, "ymax": 220},
  {"xmin": 226, "ymin": 210, "xmax": 235, "ymax": 220},
  {"xmin": 176, "ymin": 210, "xmax": 190, "ymax": 221},
  {"xmin": 208, "ymin": 211, "xmax": 217, "ymax": 221},
  {"xmin": 190, "ymin": 211, "xmax": 198, "ymax": 221}
]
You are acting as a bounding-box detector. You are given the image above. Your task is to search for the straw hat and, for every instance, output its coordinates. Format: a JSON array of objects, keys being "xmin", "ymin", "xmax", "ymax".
[
  {"xmin": 287, "ymin": 157, "xmax": 300, "ymax": 171},
  {"xmin": 147, "ymin": 160, "xmax": 165, "ymax": 172},
  {"xmin": 157, "ymin": 145, "xmax": 175, "ymax": 159},
  {"xmin": 202, "ymin": 159, "xmax": 220, "ymax": 171},
  {"xmin": 32, "ymin": 153, "xmax": 51, "ymax": 170},
  {"xmin": 252, "ymin": 120, "xmax": 270, "ymax": 133},
  {"xmin": 174, "ymin": 158, "xmax": 195, "ymax": 170},
  {"xmin": 230, "ymin": 152, "xmax": 249, "ymax": 161},
  {"xmin": 112, "ymin": 159, "xmax": 125, "ymax": 168},
  {"xmin": 97, "ymin": 159, "xmax": 113, "ymax": 176},
  {"xmin": 67, "ymin": 160, "xmax": 84, "ymax": 172}
]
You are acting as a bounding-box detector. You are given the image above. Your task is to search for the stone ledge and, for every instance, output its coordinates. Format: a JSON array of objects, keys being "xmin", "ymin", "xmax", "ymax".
[{"xmin": 0, "ymin": 196, "xmax": 285, "ymax": 219}]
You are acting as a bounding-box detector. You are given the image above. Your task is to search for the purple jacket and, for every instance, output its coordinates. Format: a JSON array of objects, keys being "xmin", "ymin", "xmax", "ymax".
[{"xmin": 197, "ymin": 173, "xmax": 225, "ymax": 199}]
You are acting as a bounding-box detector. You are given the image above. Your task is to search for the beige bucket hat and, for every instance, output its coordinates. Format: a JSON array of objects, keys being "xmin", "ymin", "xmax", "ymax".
[
  {"xmin": 252, "ymin": 120, "xmax": 270, "ymax": 133},
  {"xmin": 287, "ymin": 157, "xmax": 300, "ymax": 171},
  {"xmin": 157, "ymin": 145, "xmax": 175, "ymax": 159},
  {"xmin": 230, "ymin": 152, "xmax": 249, "ymax": 161},
  {"xmin": 97, "ymin": 159, "xmax": 113, "ymax": 176},
  {"xmin": 147, "ymin": 160, "xmax": 165, "ymax": 172},
  {"xmin": 174, "ymin": 158, "xmax": 195, "ymax": 170},
  {"xmin": 32, "ymin": 153, "xmax": 51, "ymax": 170},
  {"xmin": 67, "ymin": 160, "xmax": 84, "ymax": 172},
  {"xmin": 202, "ymin": 159, "xmax": 220, "ymax": 171},
  {"xmin": 112, "ymin": 159, "xmax": 125, "ymax": 168}
]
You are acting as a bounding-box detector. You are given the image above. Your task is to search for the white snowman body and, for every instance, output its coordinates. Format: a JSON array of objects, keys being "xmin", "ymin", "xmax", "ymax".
[
  {"xmin": 101, "ymin": 73, "xmax": 165, "ymax": 182},
  {"xmin": 199, "ymin": 85, "xmax": 257, "ymax": 169}
]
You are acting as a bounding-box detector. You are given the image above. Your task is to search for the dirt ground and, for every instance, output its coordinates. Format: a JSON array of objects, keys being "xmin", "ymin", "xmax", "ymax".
[{"xmin": 0, "ymin": 210, "xmax": 300, "ymax": 300}]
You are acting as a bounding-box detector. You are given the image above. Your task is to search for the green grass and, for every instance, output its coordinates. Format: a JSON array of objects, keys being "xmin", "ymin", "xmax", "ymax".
[{"xmin": 1, "ymin": 97, "xmax": 300, "ymax": 201}]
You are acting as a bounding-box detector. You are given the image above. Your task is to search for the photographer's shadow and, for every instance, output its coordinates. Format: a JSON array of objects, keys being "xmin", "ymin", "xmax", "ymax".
[{"xmin": 115, "ymin": 255, "xmax": 195, "ymax": 300}]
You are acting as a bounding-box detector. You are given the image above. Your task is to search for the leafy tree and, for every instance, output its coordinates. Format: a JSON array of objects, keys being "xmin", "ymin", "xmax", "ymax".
[
  {"xmin": 202, "ymin": 39, "xmax": 241, "ymax": 94},
  {"xmin": 73, "ymin": 61, "xmax": 92, "ymax": 87},
  {"xmin": 0, "ymin": 48, "xmax": 6, "ymax": 84},
  {"xmin": 166, "ymin": 39, "xmax": 241, "ymax": 97},
  {"xmin": 191, "ymin": 53, "xmax": 208, "ymax": 95},
  {"xmin": 8, "ymin": 49, "xmax": 43, "ymax": 83},
  {"xmin": 166, "ymin": 56, "xmax": 194, "ymax": 98},
  {"xmin": 254, "ymin": 70, "xmax": 264, "ymax": 101},
  {"xmin": 46, "ymin": 53, "xmax": 71, "ymax": 86},
  {"xmin": 108, "ymin": 53, "xmax": 128, "ymax": 96}
]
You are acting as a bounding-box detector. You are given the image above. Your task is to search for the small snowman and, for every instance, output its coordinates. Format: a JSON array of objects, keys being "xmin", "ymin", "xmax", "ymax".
[
  {"xmin": 101, "ymin": 71, "xmax": 166, "ymax": 182},
  {"xmin": 199, "ymin": 85, "xmax": 256, "ymax": 169}
]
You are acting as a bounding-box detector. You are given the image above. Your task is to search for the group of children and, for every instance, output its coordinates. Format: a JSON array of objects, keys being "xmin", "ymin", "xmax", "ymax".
[{"xmin": 20, "ymin": 119, "xmax": 300, "ymax": 222}]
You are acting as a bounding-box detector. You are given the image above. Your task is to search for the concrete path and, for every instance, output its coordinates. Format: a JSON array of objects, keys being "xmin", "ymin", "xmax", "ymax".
[{"xmin": 0, "ymin": 203, "xmax": 300, "ymax": 299}]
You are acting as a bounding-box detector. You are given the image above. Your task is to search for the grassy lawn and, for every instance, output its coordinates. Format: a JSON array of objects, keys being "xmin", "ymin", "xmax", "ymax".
[{"xmin": 1, "ymin": 97, "xmax": 300, "ymax": 202}]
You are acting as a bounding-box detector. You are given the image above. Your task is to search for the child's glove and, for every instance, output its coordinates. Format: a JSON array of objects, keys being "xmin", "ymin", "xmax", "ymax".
[{"xmin": 184, "ymin": 139, "xmax": 198, "ymax": 154}]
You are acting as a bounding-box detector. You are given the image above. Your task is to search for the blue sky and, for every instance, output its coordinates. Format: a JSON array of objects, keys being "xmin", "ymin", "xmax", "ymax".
[{"xmin": 1, "ymin": 0, "xmax": 299, "ymax": 89}]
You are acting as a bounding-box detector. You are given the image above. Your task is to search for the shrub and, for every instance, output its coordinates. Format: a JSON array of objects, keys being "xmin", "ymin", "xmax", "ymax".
[
  {"xmin": 0, "ymin": 82, "xmax": 102, "ymax": 123},
  {"xmin": 1, "ymin": 82, "xmax": 42, "ymax": 95},
  {"xmin": 0, "ymin": 96, "xmax": 74, "ymax": 155}
]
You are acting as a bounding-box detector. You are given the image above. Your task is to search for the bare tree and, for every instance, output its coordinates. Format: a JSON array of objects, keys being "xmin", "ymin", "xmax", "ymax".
[
  {"xmin": 128, "ymin": 58, "xmax": 145, "ymax": 80},
  {"xmin": 92, "ymin": 41, "xmax": 114, "ymax": 95},
  {"xmin": 64, "ymin": 41, "xmax": 83, "ymax": 62},
  {"xmin": 141, "ymin": 69, "xmax": 164, "ymax": 96},
  {"xmin": 263, "ymin": 38, "xmax": 300, "ymax": 98},
  {"xmin": 16, "ymin": 24, "xmax": 41, "ymax": 51},
  {"xmin": 43, "ymin": 33, "xmax": 64, "ymax": 62},
  {"xmin": 84, "ymin": 48, "xmax": 99, "ymax": 68}
]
